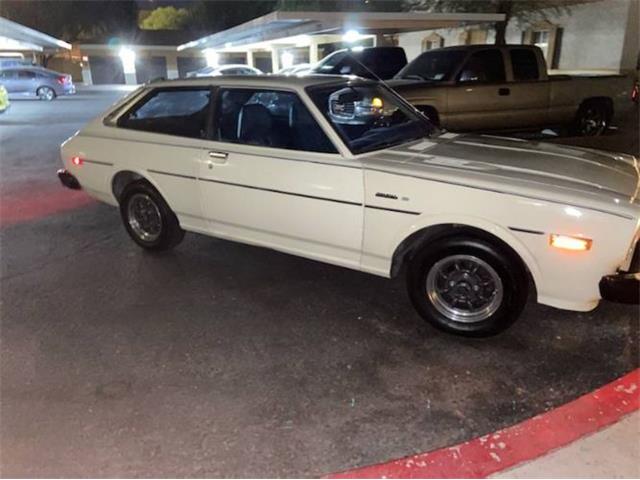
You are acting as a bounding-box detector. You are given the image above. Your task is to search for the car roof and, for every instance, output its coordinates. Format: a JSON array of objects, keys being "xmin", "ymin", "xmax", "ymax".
[{"xmin": 147, "ymin": 74, "xmax": 369, "ymax": 89}]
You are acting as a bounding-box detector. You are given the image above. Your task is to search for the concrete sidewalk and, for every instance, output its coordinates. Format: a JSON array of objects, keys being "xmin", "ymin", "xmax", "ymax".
[{"xmin": 493, "ymin": 412, "xmax": 640, "ymax": 478}]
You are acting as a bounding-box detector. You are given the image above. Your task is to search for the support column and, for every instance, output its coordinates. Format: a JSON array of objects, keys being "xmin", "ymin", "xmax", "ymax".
[
  {"xmin": 309, "ymin": 42, "xmax": 319, "ymax": 64},
  {"xmin": 124, "ymin": 72, "xmax": 137, "ymax": 85},
  {"xmin": 246, "ymin": 50, "xmax": 255, "ymax": 68},
  {"xmin": 166, "ymin": 53, "xmax": 179, "ymax": 79},
  {"xmin": 271, "ymin": 48, "xmax": 280, "ymax": 72},
  {"xmin": 81, "ymin": 58, "xmax": 93, "ymax": 85}
]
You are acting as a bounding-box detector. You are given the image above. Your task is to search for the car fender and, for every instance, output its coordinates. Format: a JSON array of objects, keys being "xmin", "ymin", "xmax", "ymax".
[{"xmin": 390, "ymin": 212, "xmax": 543, "ymax": 287}]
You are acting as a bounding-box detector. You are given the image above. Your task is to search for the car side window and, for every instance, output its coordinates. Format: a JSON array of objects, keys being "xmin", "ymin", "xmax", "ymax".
[
  {"xmin": 0, "ymin": 70, "xmax": 16, "ymax": 80},
  {"xmin": 214, "ymin": 88, "xmax": 338, "ymax": 153},
  {"xmin": 118, "ymin": 88, "xmax": 211, "ymax": 139},
  {"xmin": 510, "ymin": 49, "xmax": 540, "ymax": 81},
  {"xmin": 457, "ymin": 50, "xmax": 506, "ymax": 84},
  {"xmin": 18, "ymin": 70, "xmax": 36, "ymax": 79}
]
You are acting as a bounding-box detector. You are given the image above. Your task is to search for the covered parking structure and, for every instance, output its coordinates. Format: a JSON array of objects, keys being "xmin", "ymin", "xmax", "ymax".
[
  {"xmin": 0, "ymin": 16, "xmax": 71, "ymax": 65},
  {"xmin": 177, "ymin": 10, "xmax": 505, "ymax": 73}
]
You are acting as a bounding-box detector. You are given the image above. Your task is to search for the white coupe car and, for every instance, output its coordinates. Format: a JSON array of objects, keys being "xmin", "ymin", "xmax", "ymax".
[{"xmin": 57, "ymin": 75, "xmax": 639, "ymax": 336}]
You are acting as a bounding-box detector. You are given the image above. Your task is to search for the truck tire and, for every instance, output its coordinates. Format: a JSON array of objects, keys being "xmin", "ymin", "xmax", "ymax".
[
  {"xmin": 572, "ymin": 99, "xmax": 610, "ymax": 136},
  {"xmin": 406, "ymin": 236, "xmax": 528, "ymax": 337},
  {"xmin": 119, "ymin": 181, "xmax": 185, "ymax": 251}
]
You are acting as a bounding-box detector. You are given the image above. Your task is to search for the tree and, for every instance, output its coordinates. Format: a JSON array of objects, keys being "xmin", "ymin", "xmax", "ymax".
[
  {"xmin": 140, "ymin": 6, "xmax": 191, "ymax": 30},
  {"xmin": 405, "ymin": 0, "xmax": 571, "ymax": 45}
]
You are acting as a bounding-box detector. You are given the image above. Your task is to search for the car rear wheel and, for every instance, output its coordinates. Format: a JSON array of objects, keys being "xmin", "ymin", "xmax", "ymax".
[
  {"xmin": 120, "ymin": 181, "xmax": 184, "ymax": 251},
  {"xmin": 573, "ymin": 100, "xmax": 610, "ymax": 136},
  {"xmin": 406, "ymin": 236, "xmax": 528, "ymax": 337},
  {"xmin": 37, "ymin": 86, "xmax": 56, "ymax": 101}
]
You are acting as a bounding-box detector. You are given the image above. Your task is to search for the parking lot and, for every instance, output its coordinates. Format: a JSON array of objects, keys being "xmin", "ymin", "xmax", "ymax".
[{"xmin": 0, "ymin": 89, "xmax": 638, "ymax": 477}]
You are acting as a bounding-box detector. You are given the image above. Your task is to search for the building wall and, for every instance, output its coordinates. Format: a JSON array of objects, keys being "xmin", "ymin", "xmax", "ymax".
[{"xmin": 397, "ymin": 0, "xmax": 637, "ymax": 72}]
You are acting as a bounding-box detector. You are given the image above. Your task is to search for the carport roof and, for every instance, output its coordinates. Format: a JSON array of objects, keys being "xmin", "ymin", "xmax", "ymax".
[
  {"xmin": 0, "ymin": 16, "xmax": 71, "ymax": 51},
  {"xmin": 177, "ymin": 10, "xmax": 505, "ymax": 51}
]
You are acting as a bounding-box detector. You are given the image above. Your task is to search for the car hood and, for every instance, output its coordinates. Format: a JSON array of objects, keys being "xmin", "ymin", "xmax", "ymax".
[{"xmin": 364, "ymin": 133, "xmax": 640, "ymax": 219}]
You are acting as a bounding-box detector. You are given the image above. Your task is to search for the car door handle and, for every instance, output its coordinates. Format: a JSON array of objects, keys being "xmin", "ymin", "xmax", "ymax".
[
  {"xmin": 498, "ymin": 87, "xmax": 510, "ymax": 96},
  {"xmin": 208, "ymin": 151, "xmax": 228, "ymax": 166}
]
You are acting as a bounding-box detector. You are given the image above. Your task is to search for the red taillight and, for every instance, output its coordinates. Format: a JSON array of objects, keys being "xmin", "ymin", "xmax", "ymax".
[
  {"xmin": 71, "ymin": 156, "xmax": 83, "ymax": 166},
  {"xmin": 632, "ymin": 83, "xmax": 639, "ymax": 103},
  {"xmin": 57, "ymin": 75, "xmax": 65, "ymax": 85}
]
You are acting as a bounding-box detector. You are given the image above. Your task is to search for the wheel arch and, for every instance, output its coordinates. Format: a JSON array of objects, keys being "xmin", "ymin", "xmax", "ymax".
[
  {"xmin": 390, "ymin": 220, "xmax": 541, "ymax": 293},
  {"xmin": 578, "ymin": 96, "xmax": 614, "ymax": 119},
  {"xmin": 414, "ymin": 104, "xmax": 440, "ymax": 126},
  {"xmin": 111, "ymin": 169, "xmax": 166, "ymax": 204}
]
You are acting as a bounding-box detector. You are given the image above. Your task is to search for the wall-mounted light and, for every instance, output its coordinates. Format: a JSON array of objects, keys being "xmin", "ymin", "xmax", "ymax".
[
  {"xmin": 342, "ymin": 29, "xmax": 361, "ymax": 43},
  {"xmin": 204, "ymin": 48, "xmax": 219, "ymax": 67},
  {"xmin": 119, "ymin": 47, "xmax": 136, "ymax": 74},
  {"xmin": 281, "ymin": 51, "xmax": 294, "ymax": 69}
]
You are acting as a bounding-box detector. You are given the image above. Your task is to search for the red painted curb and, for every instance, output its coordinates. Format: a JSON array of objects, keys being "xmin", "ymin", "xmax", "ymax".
[
  {"xmin": 0, "ymin": 187, "xmax": 95, "ymax": 228},
  {"xmin": 328, "ymin": 369, "xmax": 640, "ymax": 479}
]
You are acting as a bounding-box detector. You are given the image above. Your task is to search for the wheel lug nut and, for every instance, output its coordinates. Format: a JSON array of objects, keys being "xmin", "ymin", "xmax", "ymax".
[{"xmin": 449, "ymin": 281, "xmax": 456, "ymax": 287}]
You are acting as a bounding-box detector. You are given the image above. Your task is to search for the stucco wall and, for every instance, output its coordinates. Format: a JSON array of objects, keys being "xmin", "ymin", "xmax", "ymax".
[{"xmin": 397, "ymin": 0, "xmax": 637, "ymax": 71}]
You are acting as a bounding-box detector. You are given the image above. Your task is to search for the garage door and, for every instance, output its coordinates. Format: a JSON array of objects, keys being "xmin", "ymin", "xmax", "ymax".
[
  {"xmin": 89, "ymin": 56, "xmax": 125, "ymax": 85},
  {"xmin": 177, "ymin": 57, "xmax": 206, "ymax": 78},
  {"xmin": 135, "ymin": 56, "xmax": 167, "ymax": 84}
]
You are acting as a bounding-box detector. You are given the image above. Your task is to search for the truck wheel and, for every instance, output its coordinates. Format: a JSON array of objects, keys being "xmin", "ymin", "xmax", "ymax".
[
  {"xmin": 120, "ymin": 181, "xmax": 184, "ymax": 251},
  {"xmin": 406, "ymin": 236, "xmax": 528, "ymax": 337},
  {"xmin": 573, "ymin": 100, "xmax": 610, "ymax": 136}
]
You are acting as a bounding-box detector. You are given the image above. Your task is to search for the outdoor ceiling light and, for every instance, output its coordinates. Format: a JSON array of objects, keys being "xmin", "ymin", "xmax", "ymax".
[
  {"xmin": 204, "ymin": 48, "xmax": 219, "ymax": 67},
  {"xmin": 342, "ymin": 29, "xmax": 361, "ymax": 43},
  {"xmin": 119, "ymin": 47, "xmax": 136, "ymax": 74},
  {"xmin": 281, "ymin": 51, "xmax": 294, "ymax": 69}
]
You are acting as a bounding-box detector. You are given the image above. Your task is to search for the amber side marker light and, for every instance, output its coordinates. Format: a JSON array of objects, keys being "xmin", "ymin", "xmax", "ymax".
[{"xmin": 550, "ymin": 234, "xmax": 592, "ymax": 251}]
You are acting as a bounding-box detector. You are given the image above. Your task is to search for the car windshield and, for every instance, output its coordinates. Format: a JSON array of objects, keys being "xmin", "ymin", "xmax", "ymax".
[
  {"xmin": 307, "ymin": 82, "xmax": 437, "ymax": 155},
  {"xmin": 396, "ymin": 50, "xmax": 467, "ymax": 81}
]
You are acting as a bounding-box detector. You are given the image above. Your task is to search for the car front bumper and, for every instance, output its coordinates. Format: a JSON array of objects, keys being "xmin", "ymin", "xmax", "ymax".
[
  {"xmin": 600, "ymin": 272, "xmax": 639, "ymax": 304},
  {"xmin": 57, "ymin": 169, "xmax": 81, "ymax": 190}
]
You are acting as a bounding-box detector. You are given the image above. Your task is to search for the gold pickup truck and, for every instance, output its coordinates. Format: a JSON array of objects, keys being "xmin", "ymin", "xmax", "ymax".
[{"xmin": 390, "ymin": 45, "xmax": 633, "ymax": 136}]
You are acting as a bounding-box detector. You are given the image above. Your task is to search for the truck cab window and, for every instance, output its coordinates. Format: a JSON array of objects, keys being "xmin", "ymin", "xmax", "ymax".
[
  {"xmin": 510, "ymin": 49, "xmax": 540, "ymax": 81},
  {"xmin": 458, "ymin": 50, "xmax": 506, "ymax": 83}
]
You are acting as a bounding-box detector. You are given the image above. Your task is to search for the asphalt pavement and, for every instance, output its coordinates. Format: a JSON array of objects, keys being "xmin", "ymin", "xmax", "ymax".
[{"xmin": 0, "ymin": 89, "xmax": 638, "ymax": 477}]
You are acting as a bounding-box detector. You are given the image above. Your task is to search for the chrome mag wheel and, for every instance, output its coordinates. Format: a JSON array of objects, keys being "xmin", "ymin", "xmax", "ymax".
[
  {"xmin": 426, "ymin": 254, "xmax": 503, "ymax": 323},
  {"xmin": 127, "ymin": 193, "xmax": 162, "ymax": 242}
]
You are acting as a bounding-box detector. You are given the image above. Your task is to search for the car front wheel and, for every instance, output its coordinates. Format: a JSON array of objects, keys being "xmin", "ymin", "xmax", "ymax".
[
  {"xmin": 406, "ymin": 236, "xmax": 528, "ymax": 337},
  {"xmin": 120, "ymin": 181, "xmax": 185, "ymax": 251},
  {"xmin": 37, "ymin": 86, "xmax": 56, "ymax": 101}
]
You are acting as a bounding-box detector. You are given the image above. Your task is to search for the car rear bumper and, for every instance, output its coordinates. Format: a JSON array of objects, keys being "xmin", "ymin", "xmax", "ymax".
[
  {"xmin": 600, "ymin": 272, "xmax": 639, "ymax": 304},
  {"xmin": 57, "ymin": 169, "xmax": 81, "ymax": 190}
]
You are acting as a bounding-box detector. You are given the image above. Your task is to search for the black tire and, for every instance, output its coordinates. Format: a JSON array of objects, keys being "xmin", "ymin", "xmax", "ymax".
[
  {"xmin": 119, "ymin": 181, "xmax": 185, "ymax": 251},
  {"xmin": 37, "ymin": 86, "xmax": 56, "ymax": 101},
  {"xmin": 406, "ymin": 236, "xmax": 528, "ymax": 337},
  {"xmin": 572, "ymin": 100, "xmax": 610, "ymax": 136}
]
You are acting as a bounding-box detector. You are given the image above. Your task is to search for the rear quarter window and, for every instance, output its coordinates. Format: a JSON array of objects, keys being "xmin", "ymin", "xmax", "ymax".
[
  {"xmin": 510, "ymin": 49, "xmax": 540, "ymax": 81},
  {"xmin": 118, "ymin": 88, "xmax": 211, "ymax": 139}
]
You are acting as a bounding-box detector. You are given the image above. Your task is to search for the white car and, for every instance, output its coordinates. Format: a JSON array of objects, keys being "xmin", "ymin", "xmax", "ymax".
[
  {"xmin": 186, "ymin": 64, "xmax": 262, "ymax": 78},
  {"xmin": 57, "ymin": 75, "xmax": 639, "ymax": 336}
]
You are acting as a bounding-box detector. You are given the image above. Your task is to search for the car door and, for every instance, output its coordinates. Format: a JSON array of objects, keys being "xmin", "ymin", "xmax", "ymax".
[
  {"xmin": 445, "ymin": 49, "xmax": 514, "ymax": 131},
  {"xmin": 198, "ymin": 87, "xmax": 364, "ymax": 269},
  {"xmin": 115, "ymin": 87, "xmax": 213, "ymax": 231},
  {"xmin": 16, "ymin": 70, "xmax": 37, "ymax": 95},
  {"xmin": 0, "ymin": 70, "xmax": 17, "ymax": 93},
  {"xmin": 503, "ymin": 47, "xmax": 551, "ymax": 128}
]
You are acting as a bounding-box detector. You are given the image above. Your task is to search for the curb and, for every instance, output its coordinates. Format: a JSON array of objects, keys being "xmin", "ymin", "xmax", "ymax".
[{"xmin": 328, "ymin": 368, "xmax": 639, "ymax": 479}]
